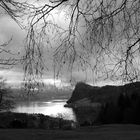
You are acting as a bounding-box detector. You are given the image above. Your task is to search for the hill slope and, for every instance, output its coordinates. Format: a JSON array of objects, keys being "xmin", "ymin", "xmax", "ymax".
[{"xmin": 67, "ymin": 82, "xmax": 140, "ymax": 105}]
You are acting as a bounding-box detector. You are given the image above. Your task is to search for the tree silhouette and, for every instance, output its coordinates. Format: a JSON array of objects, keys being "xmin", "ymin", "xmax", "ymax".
[
  {"xmin": 0, "ymin": 77, "xmax": 14, "ymax": 110},
  {"xmin": 1, "ymin": 0, "xmax": 140, "ymax": 91},
  {"xmin": 0, "ymin": 0, "xmax": 35, "ymax": 69},
  {"xmin": 0, "ymin": 0, "xmax": 38, "ymax": 93},
  {"xmin": 24, "ymin": 0, "xmax": 140, "ymax": 87}
]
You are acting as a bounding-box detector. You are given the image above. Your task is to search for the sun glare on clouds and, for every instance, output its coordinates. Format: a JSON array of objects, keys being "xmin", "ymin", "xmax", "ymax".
[{"xmin": 43, "ymin": 78, "xmax": 70, "ymax": 88}]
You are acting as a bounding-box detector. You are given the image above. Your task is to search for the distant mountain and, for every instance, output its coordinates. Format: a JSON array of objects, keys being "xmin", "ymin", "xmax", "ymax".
[{"xmin": 66, "ymin": 82, "xmax": 140, "ymax": 107}]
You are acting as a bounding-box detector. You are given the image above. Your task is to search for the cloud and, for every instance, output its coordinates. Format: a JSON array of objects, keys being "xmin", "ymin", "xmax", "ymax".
[
  {"xmin": 0, "ymin": 15, "xmax": 26, "ymax": 51},
  {"xmin": 0, "ymin": 69, "xmax": 23, "ymax": 85}
]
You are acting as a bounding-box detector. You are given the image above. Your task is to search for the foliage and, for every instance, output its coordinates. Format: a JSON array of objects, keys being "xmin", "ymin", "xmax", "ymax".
[
  {"xmin": 0, "ymin": 77, "xmax": 14, "ymax": 111},
  {"xmin": 96, "ymin": 92, "xmax": 140, "ymax": 124},
  {"xmin": 73, "ymin": 106, "xmax": 100, "ymax": 126},
  {"xmin": 0, "ymin": 112, "xmax": 75, "ymax": 129}
]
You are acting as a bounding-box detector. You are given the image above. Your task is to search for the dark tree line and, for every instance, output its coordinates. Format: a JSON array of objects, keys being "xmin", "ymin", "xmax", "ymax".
[{"xmin": 97, "ymin": 91, "xmax": 140, "ymax": 124}]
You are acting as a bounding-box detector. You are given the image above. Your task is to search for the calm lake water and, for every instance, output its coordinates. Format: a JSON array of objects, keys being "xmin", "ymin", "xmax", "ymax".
[{"xmin": 12, "ymin": 99, "xmax": 76, "ymax": 121}]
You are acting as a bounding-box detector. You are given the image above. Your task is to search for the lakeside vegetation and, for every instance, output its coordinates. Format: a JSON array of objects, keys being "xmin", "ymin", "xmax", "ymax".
[
  {"xmin": 0, "ymin": 112, "xmax": 76, "ymax": 130},
  {"xmin": 66, "ymin": 82, "xmax": 140, "ymax": 126},
  {"xmin": 1, "ymin": 81, "xmax": 140, "ymax": 132},
  {"xmin": 73, "ymin": 91, "xmax": 140, "ymax": 126},
  {"xmin": 0, "ymin": 84, "xmax": 75, "ymax": 130}
]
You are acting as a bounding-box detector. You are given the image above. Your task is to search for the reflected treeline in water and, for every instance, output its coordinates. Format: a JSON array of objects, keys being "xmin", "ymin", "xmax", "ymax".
[
  {"xmin": 96, "ymin": 91, "xmax": 140, "ymax": 124},
  {"xmin": 73, "ymin": 91, "xmax": 140, "ymax": 126},
  {"xmin": 72, "ymin": 106, "xmax": 101, "ymax": 126}
]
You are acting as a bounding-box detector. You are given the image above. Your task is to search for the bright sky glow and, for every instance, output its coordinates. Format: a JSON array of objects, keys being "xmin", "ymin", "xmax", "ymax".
[{"xmin": 0, "ymin": 70, "xmax": 70, "ymax": 88}]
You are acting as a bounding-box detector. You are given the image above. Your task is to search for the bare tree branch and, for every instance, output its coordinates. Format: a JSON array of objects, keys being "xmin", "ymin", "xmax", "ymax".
[{"xmin": 2, "ymin": 0, "xmax": 140, "ymax": 92}]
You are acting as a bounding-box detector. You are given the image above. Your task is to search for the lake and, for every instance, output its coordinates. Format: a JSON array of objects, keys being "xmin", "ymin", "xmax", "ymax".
[{"xmin": 12, "ymin": 99, "xmax": 77, "ymax": 121}]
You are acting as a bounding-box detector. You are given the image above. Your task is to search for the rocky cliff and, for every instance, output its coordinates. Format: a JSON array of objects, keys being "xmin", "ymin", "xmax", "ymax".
[
  {"xmin": 66, "ymin": 81, "xmax": 140, "ymax": 107},
  {"xmin": 67, "ymin": 82, "xmax": 99, "ymax": 104}
]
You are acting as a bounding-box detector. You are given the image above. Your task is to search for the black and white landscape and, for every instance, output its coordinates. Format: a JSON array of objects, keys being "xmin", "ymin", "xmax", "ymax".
[{"xmin": 0, "ymin": 0, "xmax": 140, "ymax": 140}]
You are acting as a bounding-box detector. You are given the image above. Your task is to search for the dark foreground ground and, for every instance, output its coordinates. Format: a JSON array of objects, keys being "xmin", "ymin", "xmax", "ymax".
[{"xmin": 0, "ymin": 124, "xmax": 140, "ymax": 140}]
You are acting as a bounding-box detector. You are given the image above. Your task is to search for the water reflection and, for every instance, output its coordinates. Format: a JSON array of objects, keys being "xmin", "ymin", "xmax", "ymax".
[{"xmin": 12, "ymin": 100, "xmax": 76, "ymax": 121}]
